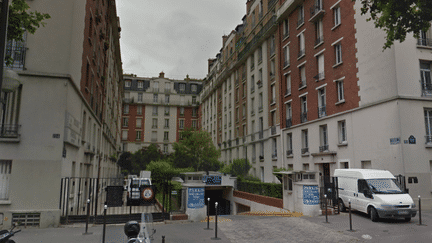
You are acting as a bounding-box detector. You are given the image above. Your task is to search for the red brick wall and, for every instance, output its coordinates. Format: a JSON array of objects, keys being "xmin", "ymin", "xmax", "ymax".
[{"xmin": 233, "ymin": 190, "xmax": 283, "ymax": 209}]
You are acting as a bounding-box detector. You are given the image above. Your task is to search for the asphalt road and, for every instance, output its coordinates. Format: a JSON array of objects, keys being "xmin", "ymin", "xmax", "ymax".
[{"xmin": 12, "ymin": 210, "xmax": 432, "ymax": 243}]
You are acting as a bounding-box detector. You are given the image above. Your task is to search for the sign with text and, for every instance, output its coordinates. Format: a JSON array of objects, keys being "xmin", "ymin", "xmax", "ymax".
[
  {"xmin": 203, "ymin": 175, "xmax": 222, "ymax": 185},
  {"xmin": 303, "ymin": 185, "xmax": 319, "ymax": 205},
  {"xmin": 187, "ymin": 187, "xmax": 205, "ymax": 209}
]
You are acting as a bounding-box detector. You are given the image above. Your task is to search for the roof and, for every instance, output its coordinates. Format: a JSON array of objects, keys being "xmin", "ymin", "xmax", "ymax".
[
  {"xmin": 273, "ymin": 170, "xmax": 317, "ymax": 175},
  {"xmin": 334, "ymin": 169, "xmax": 394, "ymax": 179}
]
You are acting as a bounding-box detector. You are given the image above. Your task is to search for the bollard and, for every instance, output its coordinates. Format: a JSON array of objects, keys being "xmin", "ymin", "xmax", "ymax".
[
  {"xmin": 324, "ymin": 194, "xmax": 328, "ymax": 223},
  {"xmin": 102, "ymin": 204, "xmax": 107, "ymax": 243},
  {"xmin": 211, "ymin": 202, "xmax": 221, "ymax": 240},
  {"xmin": 348, "ymin": 200, "xmax": 353, "ymax": 232},
  {"xmin": 204, "ymin": 197, "xmax": 212, "ymax": 230},
  {"xmin": 162, "ymin": 235, "xmax": 165, "ymax": 243},
  {"xmin": 83, "ymin": 199, "xmax": 93, "ymax": 235},
  {"xmin": 418, "ymin": 195, "xmax": 422, "ymax": 225}
]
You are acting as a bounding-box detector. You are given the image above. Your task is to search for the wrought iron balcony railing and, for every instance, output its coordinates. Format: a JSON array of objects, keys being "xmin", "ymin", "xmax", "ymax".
[
  {"xmin": 418, "ymin": 38, "xmax": 432, "ymax": 47},
  {"xmin": 0, "ymin": 124, "xmax": 20, "ymax": 138},
  {"xmin": 426, "ymin": 135, "xmax": 432, "ymax": 144},
  {"xmin": 286, "ymin": 150, "xmax": 293, "ymax": 156},
  {"xmin": 310, "ymin": 2, "xmax": 324, "ymax": 19},
  {"xmin": 301, "ymin": 147, "xmax": 309, "ymax": 154},
  {"xmin": 319, "ymin": 145, "xmax": 329, "ymax": 152},
  {"xmin": 5, "ymin": 42, "xmax": 26, "ymax": 69},
  {"xmin": 318, "ymin": 106, "xmax": 327, "ymax": 118},
  {"xmin": 301, "ymin": 111, "xmax": 308, "ymax": 123},
  {"xmin": 286, "ymin": 118, "xmax": 292, "ymax": 128},
  {"xmin": 421, "ymin": 81, "xmax": 432, "ymax": 96}
]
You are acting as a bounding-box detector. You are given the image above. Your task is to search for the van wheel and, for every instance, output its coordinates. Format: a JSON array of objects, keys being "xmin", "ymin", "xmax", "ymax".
[
  {"xmin": 338, "ymin": 199, "xmax": 346, "ymax": 212},
  {"xmin": 403, "ymin": 216, "xmax": 411, "ymax": 222},
  {"xmin": 370, "ymin": 207, "xmax": 379, "ymax": 222}
]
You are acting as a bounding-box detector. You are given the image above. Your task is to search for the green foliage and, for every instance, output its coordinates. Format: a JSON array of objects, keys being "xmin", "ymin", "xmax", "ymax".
[
  {"xmin": 146, "ymin": 160, "xmax": 193, "ymax": 189},
  {"xmin": 356, "ymin": 0, "xmax": 432, "ymax": 49},
  {"xmin": 6, "ymin": 0, "xmax": 51, "ymax": 66},
  {"xmin": 117, "ymin": 152, "xmax": 132, "ymax": 172},
  {"xmin": 220, "ymin": 159, "xmax": 251, "ymax": 178},
  {"xmin": 273, "ymin": 167, "xmax": 292, "ymax": 183},
  {"xmin": 171, "ymin": 128, "xmax": 221, "ymax": 171},
  {"xmin": 237, "ymin": 178, "xmax": 283, "ymax": 199}
]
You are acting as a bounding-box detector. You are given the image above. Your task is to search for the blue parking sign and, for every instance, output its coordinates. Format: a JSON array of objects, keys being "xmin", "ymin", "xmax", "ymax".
[
  {"xmin": 303, "ymin": 185, "xmax": 319, "ymax": 205},
  {"xmin": 187, "ymin": 187, "xmax": 205, "ymax": 209}
]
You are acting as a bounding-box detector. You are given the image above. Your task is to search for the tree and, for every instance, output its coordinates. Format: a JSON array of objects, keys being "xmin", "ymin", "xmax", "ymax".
[
  {"xmin": 356, "ymin": 0, "xmax": 432, "ymax": 49},
  {"xmin": 5, "ymin": 0, "xmax": 51, "ymax": 65},
  {"xmin": 171, "ymin": 128, "xmax": 221, "ymax": 172},
  {"xmin": 220, "ymin": 158, "xmax": 251, "ymax": 178},
  {"xmin": 129, "ymin": 143, "xmax": 165, "ymax": 174},
  {"xmin": 117, "ymin": 152, "xmax": 132, "ymax": 174}
]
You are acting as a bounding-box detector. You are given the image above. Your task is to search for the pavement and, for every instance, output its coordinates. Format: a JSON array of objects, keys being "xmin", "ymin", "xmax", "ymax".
[{"xmin": 11, "ymin": 211, "xmax": 432, "ymax": 243}]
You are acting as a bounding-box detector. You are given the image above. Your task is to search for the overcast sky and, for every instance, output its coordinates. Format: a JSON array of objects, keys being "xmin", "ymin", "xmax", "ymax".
[{"xmin": 116, "ymin": 0, "xmax": 246, "ymax": 80}]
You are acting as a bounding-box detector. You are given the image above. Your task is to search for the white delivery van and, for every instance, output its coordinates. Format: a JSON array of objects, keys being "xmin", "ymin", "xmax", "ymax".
[{"xmin": 334, "ymin": 169, "xmax": 416, "ymax": 222}]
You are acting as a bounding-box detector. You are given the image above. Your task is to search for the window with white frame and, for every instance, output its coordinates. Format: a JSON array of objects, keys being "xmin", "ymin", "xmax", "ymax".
[
  {"xmin": 152, "ymin": 118, "xmax": 158, "ymax": 128},
  {"xmin": 315, "ymin": 18, "xmax": 324, "ymax": 45},
  {"xmin": 179, "ymin": 119, "xmax": 184, "ymax": 129},
  {"xmin": 138, "ymin": 81, "xmax": 143, "ymax": 89},
  {"xmin": 137, "ymin": 105, "xmax": 142, "ymax": 115},
  {"xmin": 285, "ymin": 73, "xmax": 291, "ymax": 96},
  {"xmin": 300, "ymin": 65, "xmax": 306, "ymax": 87},
  {"xmin": 283, "ymin": 45, "xmax": 290, "ymax": 67},
  {"xmin": 122, "ymin": 130, "xmax": 128, "ymax": 140},
  {"xmin": 165, "ymin": 95, "xmax": 170, "ymax": 104},
  {"xmin": 179, "ymin": 83, "xmax": 185, "ymax": 92},
  {"xmin": 0, "ymin": 160, "xmax": 12, "ymax": 200},
  {"xmin": 425, "ymin": 109, "xmax": 432, "ymax": 144},
  {"xmin": 191, "ymin": 84, "xmax": 197, "ymax": 92},
  {"xmin": 283, "ymin": 19, "xmax": 289, "ymax": 38},
  {"xmin": 136, "ymin": 131, "xmax": 142, "ymax": 140},
  {"xmin": 336, "ymin": 79, "xmax": 344, "ymax": 102},
  {"xmin": 420, "ymin": 61, "xmax": 432, "ymax": 96},
  {"xmin": 124, "ymin": 104, "xmax": 129, "ymax": 114},
  {"xmin": 318, "ymin": 87, "xmax": 326, "ymax": 118},
  {"xmin": 164, "ymin": 131, "xmax": 169, "ymax": 141},
  {"xmin": 286, "ymin": 102, "xmax": 292, "ymax": 127},
  {"xmin": 138, "ymin": 93, "xmax": 143, "ymax": 102},
  {"xmin": 136, "ymin": 118, "xmax": 142, "ymax": 128},
  {"xmin": 301, "ymin": 129, "xmax": 308, "ymax": 154},
  {"xmin": 258, "ymin": 93, "xmax": 263, "ymax": 111},
  {"xmin": 287, "ymin": 133, "xmax": 293, "ymax": 156},
  {"xmin": 125, "ymin": 80, "xmax": 131, "ymax": 87},
  {"xmin": 164, "ymin": 119, "xmax": 169, "ymax": 128},
  {"xmin": 123, "ymin": 117, "xmax": 129, "ymax": 127},
  {"xmin": 298, "ymin": 32, "xmax": 305, "ymax": 58},
  {"xmin": 333, "ymin": 6, "xmax": 341, "ymax": 27},
  {"xmin": 272, "ymin": 138, "xmax": 277, "ymax": 158},
  {"xmin": 153, "ymin": 94, "xmax": 158, "ymax": 103},
  {"xmin": 338, "ymin": 120, "xmax": 347, "ymax": 144},
  {"xmin": 271, "ymin": 85, "xmax": 276, "ymax": 104},
  {"xmin": 335, "ymin": 43, "xmax": 342, "ymax": 65},
  {"xmin": 153, "ymin": 106, "xmax": 158, "ymax": 115},
  {"xmin": 316, "ymin": 54, "xmax": 325, "ymax": 80},
  {"xmin": 297, "ymin": 4, "xmax": 304, "ymax": 27},
  {"xmin": 300, "ymin": 96, "xmax": 307, "ymax": 122},
  {"xmin": 319, "ymin": 125, "xmax": 328, "ymax": 151},
  {"xmin": 151, "ymin": 131, "xmax": 157, "ymax": 141}
]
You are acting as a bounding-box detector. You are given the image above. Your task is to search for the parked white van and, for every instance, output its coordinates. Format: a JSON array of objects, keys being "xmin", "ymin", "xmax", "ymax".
[{"xmin": 334, "ymin": 169, "xmax": 416, "ymax": 222}]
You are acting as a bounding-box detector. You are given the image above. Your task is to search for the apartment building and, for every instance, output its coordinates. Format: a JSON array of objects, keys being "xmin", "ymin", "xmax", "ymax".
[
  {"xmin": 122, "ymin": 73, "xmax": 202, "ymax": 154},
  {"xmin": 0, "ymin": 0, "xmax": 123, "ymax": 228},
  {"xmin": 201, "ymin": 0, "xmax": 280, "ymax": 182},
  {"xmin": 202, "ymin": 0, "xmax": 432, "ymax": 208}
]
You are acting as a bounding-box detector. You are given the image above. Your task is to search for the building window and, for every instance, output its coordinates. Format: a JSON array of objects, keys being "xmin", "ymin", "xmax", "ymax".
[
  {"xmin": 151, "ymin": 131, "xmax": 157, "ymax": 142},
  {"xmin": 123, "ymin": 117, "xmax": 129, "ymax": 127},
  {"xmin": 338, "ymin": 120, "xmax": 347, "ymax": 144},
  {"xmin": 138, "ymin": 81, "xmax": 143, "ymax": 89},
  {"xmin": 258, "ymin": 46, "xmax": 263, "ymax": 63},
  {"xmin": 336, "ymin": 79, "xmax": 344, "ymax": 102},
  {"xmin": 251, "ymin": 75, "xmax": 255, "ymax": 93},
  {"xmin": 300, "ymin": 96, "xmax": 307, "ymax": 123},
  {"xmin": 283, "ymin": 45, "xmax": 290, "ymax": 68},
  {"xmin": 287, "ymin": 133, "xmax": 293, "ymax": 156},
  {"xmin": 125, "ymin": 80, "xmax": 131, "ymax": 88},
  {"xmin": 163, "ymin": 144, "xmax": 169, "ymax": 154},
  {"xmin": 250, "ymin": 54, "xmax": 255, "ymax": 70},
  {"xmin": 316, "ymin": 54, "xmax": 325, "ymax": 80},
  {"xmin": 180, "ymin": 96, "xmax": 185, "ymax": 106},
  {"xmin": 136, "ymin": 131, "xmax": 141, "ymax": 140},
  {"xmin": 122, "ymin": 130, "xmax": 128, "ymax": 140},
  {"xmin": 419, "ymin": 28, "xmax": 432, "ymax": 47},
  {"xmin": 420, "ymin": 61, "xmax": 432, "ymax": 96},
  {"xmin": 153, "ymin": 94, "xmax": 158, "ymax": 103},
  {"xmin": 137, "ymin": 105, "xmax": 142, "ymax": 115},
  {"xmin": 191, "ymin": 84, "xmax": 197, "ymax": 92},
  {"xmin": 192, "ymin": 108, "xmax": 197, "ymax": 117},
  {"xmin": 136, "ymin": 118, "xmax": 142, "ymax": 128},
  {"xmin": 271, "ymin": 85, "xmax": 276, "ymax": 104},
  {"xmin": 333, "ymin": 6, "xmax": 341, "ymax": 27},
  {"xmin": 179, "ymin": 119, "xmax": 184, "ymax": 129},
  {"xmin": 301, "ymin": 129, "xmax": 308, "ymax": 154},
  {"xmin": 164, "ymin": 131, "xmax": 169, "ymax": 141},
  {"xmin": 425, "ymin": 109, "xmax": 432, "ymax": 144},
  {"xmin": 165, "ymin": 94, "xmax": 170, "ymax": 104},
  {"xmin": 361, "ymin": 161, "xmax": 372, "ymax": 169},
  {"xmin": 318, "ymin": 87, "xmax": 326, "ymax": 118},
  {"xmin": 319, "ymin": 125, "xmax": 328, "ymax": 152},
  {"xmin": 299, "ymin": 65, "xmax": 306, "ymax": 88},
  {"xmin": 124, "ymin": 105, "xmax": 129, "ymax": 114},
  {"xmin": 272, "ymin": 138, "xmax": 277, "ymax": 159},
  {"xmin": 165, "ymin": 106, "xmax": 170, "ymax": 116},
  {"xmin": 315, "ymin": 18, "xmax": 324, "ymax": 45},
  {"xmin": 242, "ymin": 104, "xmax": 246, "ymax": 118},
  {"xmin": 153, "ymin": 106, "xmax": 158, "ymax": 116},
  {"xmin": 0, "ymin": 160, "xmax": 12, "ymax": 200},
  {"xmin": 297, "ymin": 4, "xmax": 304, "ymax": 27},
  {"xmin": 164, "ymin": 119, "xmax": 169, "ymax": 128},
  {"xmin": 298, "ymin": 32, "xmax": 305, "ymax": 58},
  {"xmin": 283, "ymin": 19, "xmax": 289, "ymax": 38},
  {"xmin": 138, "ymin": 93, "xmax": 143, "ymax": 102},
  {"xmin": 258, "ymin": 93, "xmax": 263, "ymax": 112},
  {"xmin": 335, "ymin": 43, "xmax": 342, "ymax": 65},
  {"xmin": 286, "ymin": 102, "xmax": 292, "ymax": 127},
  {"xmin": 192, "ymin": 120, "xmax": 197, "ymax": 129},
  {"xmin": 152, "ymin": 118, "xmax": 158, "ymax": 128},
  {"xmin": 179, "ymin": 83, "xmax": 185, "ymax": 92},
  {"xmin": 285, "ymin": 74, "xmax": 291, "ymax": 96}
]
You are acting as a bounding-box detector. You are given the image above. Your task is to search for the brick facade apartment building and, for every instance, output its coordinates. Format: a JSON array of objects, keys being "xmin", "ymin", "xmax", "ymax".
[
  {"xmin": 200, "ymin": 0, "xmax": 432, "ymax": 209},
  {"xmin": 121, "ymin": 73, "xmax": 202, "ymax": 154},
  {"xmin": 1, "ymin": 0, "xmax": 123, "ymax": 228}
]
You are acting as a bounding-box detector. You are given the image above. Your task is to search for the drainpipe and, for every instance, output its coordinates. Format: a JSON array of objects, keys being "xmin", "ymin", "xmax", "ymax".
[{"xmin": 0, "ymin": 0, "xmax": 10, "ymax": 96}]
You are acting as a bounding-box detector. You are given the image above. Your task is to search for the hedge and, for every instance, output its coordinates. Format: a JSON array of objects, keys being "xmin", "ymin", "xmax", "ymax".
[{"xmin": 237, "ymin": 179, "xmax": 283, "ymax": 199}]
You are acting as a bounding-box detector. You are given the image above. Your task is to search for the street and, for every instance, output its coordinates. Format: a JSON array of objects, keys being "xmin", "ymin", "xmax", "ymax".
[{"xmin": 12, "ymin": 210, "xmax": 432, "ymax": 243}]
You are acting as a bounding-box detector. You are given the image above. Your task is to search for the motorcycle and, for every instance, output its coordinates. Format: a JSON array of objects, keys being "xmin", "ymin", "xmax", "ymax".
[
  {"xmin": 0, "ymin": 223, "xmax": 21, "ymax": 243},
  {"xmin": 124, "ymin": 213, "xmax": 156, "ymax": 243}
]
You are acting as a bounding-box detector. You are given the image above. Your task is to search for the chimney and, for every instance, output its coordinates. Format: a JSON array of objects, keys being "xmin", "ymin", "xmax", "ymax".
[
  {"xmin": 246, "ymin": 0, "xmax": 252, "ymax": 14},
  {"xmin": 159, "ymin": 71, "xmax": 165, "ymax": 78},
  {"xmin": 208, "ymin": 58, "xmax": 216, "ymax": 73},
  {"xmin": 222, "ymin": 35, "xmax": 228, "ymax": 46}
]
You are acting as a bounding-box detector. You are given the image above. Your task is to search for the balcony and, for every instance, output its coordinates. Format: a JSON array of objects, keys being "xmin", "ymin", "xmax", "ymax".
[
  {"xmin": 314, "ymin": 72, "xmax": 325, "ymax": 81},
  {"xmin": 271, "ymin": 126, "xmax": 276, "ymax": 135},
  {"xmin": 319, "ymin": 145, "xmax": 329, "ymax": 152},
  {"xmin": 310, "ymin": 2, "xmax": 324, "ymax": 21},
  {"xmin": 421, "ymin": 81, "xmax": 432, "ymax": 96},
  {"xmin": 318, "ymin": 106, "xmax": 327, "ymax": 118},
  {"xmin": 152, "ymin": 125, "xmax": 158, "ymax": 129},
  {"xmin": 300, "ymin": 111, "xmax": 307, "ymax": 123},
  {"xmin": 152, "ymin": 112, "xmax": 158, "ymax": 116},
  {"xmin": 0, "ymin": 124, "xmax": 20, "ymax": 139},
  {"xmin": 286, "ymin": 150, "xmax": 293, "ymax": 157},
  {"xmin": 286, "ymin": 118, "xmax": 292, "ymax": 128},
  {"xmin": 298, "ymin": 49, "xmax": 305, "ymax": 59},
  {"xmin": 426, "ymin": 135, "xmax": 432, "ymax": 144},
  {"xmin": 285, "ymin": 88, "xmax": 291, "ymax": 96},
  {"xmin": 301, "ymin": 147, "xmax": 309, "ymax": 154},
  {"xmin": 417, "ymin": 38, "xmax": 432, "ymax": 47}
]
